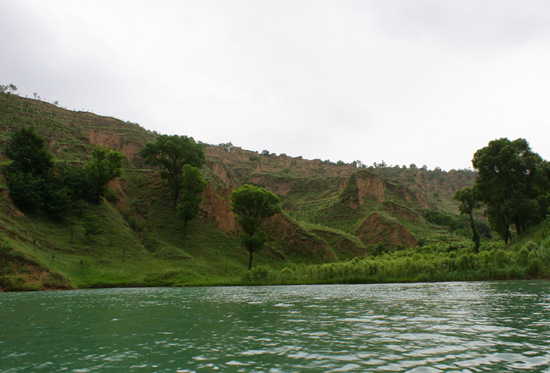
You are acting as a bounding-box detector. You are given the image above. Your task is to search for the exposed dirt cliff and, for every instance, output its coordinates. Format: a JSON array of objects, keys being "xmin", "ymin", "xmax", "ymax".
[
  {"xmin": 87, "ymin": 130, "xmax": 143, "ymax": 161},
  {"xmin": 341, "ymin": 171, "xmax": 386, "ymax": 209},
  {"xmin": 265, "ymin": 214, "xmax": 337, "ymax": 262},
  {"xmin": 355, "ymin": 213, "xmax": 417, "ymax": 248},
  {"xmin": 200, "ymin": 183, "xmax": 240, "ymax": 235}
]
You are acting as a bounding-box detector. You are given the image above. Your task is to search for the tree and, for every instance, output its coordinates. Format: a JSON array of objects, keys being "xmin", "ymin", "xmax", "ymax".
[
  {"xmin": 0, "ymin": 84, "xmax": 17, "ymax": 99},
  {"xmin": 176, "ymin": 165, "xmax": 207, "ymax": 236},
  {"xmin": 472, "ymin": 138, "xmax": 550, "ymax": 241},
  {"xmin": 140, "ymin": 135, "xmax": 205, "ymax": 206},
  {"xmin": 84, "ymin": 146, "xmax": 125, "ymax": 203},
  {"xmin": 4, "ymin": 127, "xmax": 81, "ymax": 217},
  {"xmin": 230, "ymin": 185, "xmax": 282, "ymax": 269},
  {"xmin": 56, "ymin": 162, "xmax": 92, "ymax": 203},
  {"xmin": 6, "ymin": 171, "xmax": 45, "ymax": 212},
  {"xmin": 218, "ymin": 142, "xmax": 233, "ymax": 152},
  {"xmin": 5, "ymin": 127, "xmax": 54, "ymax": 213},
  {"xmin": 454, "ymin": 187, "xmax": 483, "ymax": 252},
  {"xmin": 41, "ymin": 176, "xmax": 71, "ymax": 218},
  {"xmin": 5, "ymin": 127, "xmax": 54, "ymax": 176}
]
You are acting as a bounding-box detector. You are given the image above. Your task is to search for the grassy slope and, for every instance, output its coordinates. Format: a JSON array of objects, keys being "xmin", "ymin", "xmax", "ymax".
[
  {"xmin": 2, "ymin": 93, "xmax": 546, "ymax": 291},
  {"xmin": 0, "ymin": 96, "xmax": 294, "ymax": 290},
  {"xmin": 0, "ymin": 172, "xmax": 273, "ymax": 290}
]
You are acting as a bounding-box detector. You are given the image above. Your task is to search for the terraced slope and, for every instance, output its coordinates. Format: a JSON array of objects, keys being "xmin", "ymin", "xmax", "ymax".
[{"xmin": 0, "ymin": 94, "xmax": 477, "ymax": 290}]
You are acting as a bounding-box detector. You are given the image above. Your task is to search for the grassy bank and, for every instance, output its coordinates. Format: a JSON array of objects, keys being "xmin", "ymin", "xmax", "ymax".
[{"xmin": 239, "ymin": 239, "xmax": 550, "ymax": 285}]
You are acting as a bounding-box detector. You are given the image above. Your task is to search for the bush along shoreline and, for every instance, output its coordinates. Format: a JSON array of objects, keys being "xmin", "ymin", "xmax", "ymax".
[{"xmin": 241, "ymin": 240, "xmax": 550, "ymax": 285}]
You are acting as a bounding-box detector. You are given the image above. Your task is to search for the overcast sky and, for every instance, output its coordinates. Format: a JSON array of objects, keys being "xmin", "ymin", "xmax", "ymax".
[{"xmin": 2, "ymin": 0, "xmax": 550, "ymax": 170}]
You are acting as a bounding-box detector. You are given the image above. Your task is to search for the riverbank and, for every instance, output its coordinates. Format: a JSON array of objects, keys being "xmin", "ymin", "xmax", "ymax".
[{"xmin": 3, "ymin": 239, "xmax": 549, "ymax": 292}]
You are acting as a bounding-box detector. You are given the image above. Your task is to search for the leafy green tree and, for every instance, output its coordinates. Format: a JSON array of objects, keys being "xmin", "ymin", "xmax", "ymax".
[
  {"xmin": 5, "ymin": 127, "xmax": 54, "ymax": 213},
  {"xmin": 56, "ymin": 162, "xmax": 92, "ymax": 203},
  {"xmin": 41, "ymin": 177, "xmax": 71, "ymax": 218},
  {"xmin": 5, "ymin": 129, "xmax": 125, "ymax": 216},
  {"xmin": 6, "ymin": 171, "xmax": 45, "ymax": 212},
  {"xmin": 140, "ymin": 135, "xmax": 205, "ymax": 206},
  {"xmin": 176, "ymin": 165, "xmax": 207, "ymax": 236},
  {"xmin": 230, "ymin": 185, "xmax": 281, "ymax": 269},
  {"xmin": 472, "ymin": 138, "xmax": 550, "ymax": 241},
  {"xmin": 454, "ymin": 187, "xmax": 483, "ymax": 252},
  {"xmin": 5, "ymin": 128, "xmax": 77, "ymax": 217},
  {"xmin": 5, "ymin": 127, "xmax": 54, "ymax": 176},
  {"xmin": 84, "ymin": 146, "xmax": 125, "ymax": 203}
]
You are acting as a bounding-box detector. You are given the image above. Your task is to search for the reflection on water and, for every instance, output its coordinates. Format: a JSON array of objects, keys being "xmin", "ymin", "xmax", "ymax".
[{"xmin": 1, "ymin": 281, "xmax": 549, "ymax": 372}]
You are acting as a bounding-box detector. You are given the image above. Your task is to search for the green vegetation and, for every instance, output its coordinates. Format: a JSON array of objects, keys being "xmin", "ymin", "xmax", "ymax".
[
  {"xmin": 454, "ymin": 187, "xmax": 483, "ymax": 251},
  {"xmin": 475, "ymin": 139, "xmax": 550, "ymax": 241},
  {"xmin": 4, "ymin": 127, "xmax": 123, "ymax": 217},
  {"xmin": 454, "ymin": 138, "xmax": 550, "ymax": 244},
  {"xmin": 230, "ymin": 185, "xmax": 282, "ymax": 269},
  {"xmin": 84, "ymin": 146, "xmax": 125, "ymax": 203},
  {"xmin": 176, "ymin": 165, "xmax": 207, "ymax": 236},
  {"xmin": 1, "ymin": 90, "xmax": 550, "ymax": 291},
  {"xmin": 140, "ymin": 134, "xmax": 206, "ymax": 206},
  {"xmin": 240, "ymin": 239, "xmax": 550, "ymax": 285}
]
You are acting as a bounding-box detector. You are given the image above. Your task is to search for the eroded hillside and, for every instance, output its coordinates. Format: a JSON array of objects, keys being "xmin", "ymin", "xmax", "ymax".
[{"xmin": 0, "ymin": 94, "xmax": 477, "ymax": 290}]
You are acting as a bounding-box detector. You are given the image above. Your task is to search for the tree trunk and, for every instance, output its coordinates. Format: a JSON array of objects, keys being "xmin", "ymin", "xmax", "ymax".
[
  {"xmin": 183, "ymin": 220, "xmax": 188, "ymax": 237},
  {"xmin": 469, "ymin": 212, "xmax": 480, "ymax": 253},
  {"xmin": 248, "ymin": 250, "xmax": 253, "ymax": 270},
  {"xmin": 503, "ymin": 222, "xmax": 510, "ymax": 244},
  {"xmin": 515, "ymin": 220, "xmax": 522, "ymax": 236},
  {"xmin": 173, "ymin": 189, "xmax": 179, "ymax": 208}
]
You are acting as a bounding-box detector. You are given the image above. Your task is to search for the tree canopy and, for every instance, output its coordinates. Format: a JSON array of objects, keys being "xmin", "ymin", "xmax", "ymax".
[
  {"xmin": 140, "ymin": 134, "xmax": 205, "ymax": 206},
  {"xmin": 471, "ymin": 138, "xmax": 550, "ymax": 242},
  {"xmin": 5, "ymin": 126, "xmax": 54, "ymax": 176},
  {"xmin": 176, "ymin": 165, "xmax": 207, "ymax": 236},
  {"xmin": 5, "ymin": 127, "xmax": 125, "ymax": 217},
  {"xmin": 5, "ymin": 127, "xmax": 58, "ymax": 214},
  {"xmin": 84, "ymin": 146, "xmax": 125, "ymax": 203},
  {"xmin": 230, "ymin": 185, "xmax": 281, "ymax": 269}
]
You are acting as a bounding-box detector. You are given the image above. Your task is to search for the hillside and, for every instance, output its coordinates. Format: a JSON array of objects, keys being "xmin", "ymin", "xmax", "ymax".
[{"xmin": 0, "ymin": 94, "xmax": 481, "ymax": 291}]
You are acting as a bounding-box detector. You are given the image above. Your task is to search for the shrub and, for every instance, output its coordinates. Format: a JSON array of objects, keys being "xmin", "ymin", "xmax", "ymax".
[
  {"xmin": 243, "ymin": 264, "xmax": 272, "ymax": 284},
  {"xmin": 104, "ymin": 187, "xmax": 119, "ymax": 203}
]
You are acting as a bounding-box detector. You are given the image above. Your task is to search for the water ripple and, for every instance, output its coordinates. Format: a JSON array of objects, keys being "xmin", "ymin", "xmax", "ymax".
[{"xmin": 1, "ymin": 281, "xmax": 549, "ymax": 372}]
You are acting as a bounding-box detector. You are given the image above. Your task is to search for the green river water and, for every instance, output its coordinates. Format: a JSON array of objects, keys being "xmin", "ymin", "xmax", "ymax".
[{"xmin": 1, "ymin": 281, "xmax": 549, "ymax": 372}]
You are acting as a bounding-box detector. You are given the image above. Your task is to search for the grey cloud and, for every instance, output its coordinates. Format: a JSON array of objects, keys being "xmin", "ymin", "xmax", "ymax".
[{"xmin": 367, "ymin": 0, "xmax": 550, "ymax": 47}]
